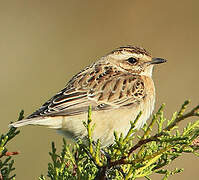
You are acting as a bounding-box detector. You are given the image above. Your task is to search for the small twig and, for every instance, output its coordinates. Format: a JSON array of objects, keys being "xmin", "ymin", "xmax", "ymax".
[
  {"xmin": 5, "ymin": 151, "xmax": 19, "ymax": 156},
  {"xmin": 128, "ymin": 103, "xmax": 199, "ymax": 156},
  {"xmin": 0, "ymin": 151, "xmax": 20, "ymax": 158}
]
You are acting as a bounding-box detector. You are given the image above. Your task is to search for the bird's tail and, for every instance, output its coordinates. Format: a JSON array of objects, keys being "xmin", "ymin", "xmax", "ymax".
[{"xmin": 9, "ymin": 116, "xmax": 63, "ymax": 129}]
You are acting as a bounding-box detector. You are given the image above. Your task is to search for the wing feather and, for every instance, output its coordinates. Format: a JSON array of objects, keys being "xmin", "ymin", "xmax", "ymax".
[{"xmin": 27, "ymin": 65, "xmax": 146, "ymax": 118}]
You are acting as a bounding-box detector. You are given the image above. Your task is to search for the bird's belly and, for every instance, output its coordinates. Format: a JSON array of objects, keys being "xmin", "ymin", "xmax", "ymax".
[
  {"xmin": 57, "ymin": 96, "xmax": 155, "ymax": 147},
  {"xmin": 57, "ymin": 108, "xmax": 132, "ymax": 146}
]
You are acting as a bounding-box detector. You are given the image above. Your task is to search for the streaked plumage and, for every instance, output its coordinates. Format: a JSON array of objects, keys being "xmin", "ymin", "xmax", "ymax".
[{"xmin": 10, "ymin": 45, "xmax": 166, "ymax": 146}]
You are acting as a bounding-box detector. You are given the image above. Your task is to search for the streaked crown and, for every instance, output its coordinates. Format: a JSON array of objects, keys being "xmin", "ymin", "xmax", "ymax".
[{"xmin": 111, "ymin": 45, "xmax": 151, "ymax": 57}]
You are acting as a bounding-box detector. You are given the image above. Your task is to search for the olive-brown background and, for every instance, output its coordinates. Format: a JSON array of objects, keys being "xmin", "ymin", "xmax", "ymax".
[{"xmin": 0, "ymin": 0, "xmax": 198, "ymax": 179}]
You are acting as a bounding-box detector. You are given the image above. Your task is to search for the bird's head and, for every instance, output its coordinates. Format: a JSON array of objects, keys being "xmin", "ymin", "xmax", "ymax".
[{"xmin": 105, "ymin": 46, "xmax": 166, "ymax": 77}]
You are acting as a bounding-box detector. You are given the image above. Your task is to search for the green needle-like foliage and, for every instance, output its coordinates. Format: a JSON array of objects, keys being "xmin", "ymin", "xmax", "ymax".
[
  {"xmin": 0, "ymin": 111, "xmax": 23, "ymax": 179},
  {"xmin": 40, "ymin": 101, "xmax": 199, "ymax": 180}
]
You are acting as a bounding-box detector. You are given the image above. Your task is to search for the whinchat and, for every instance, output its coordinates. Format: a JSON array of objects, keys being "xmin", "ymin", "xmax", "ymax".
[{"xmin": 10, "ymin": 45, "xmax": 166, "ymax": 147}]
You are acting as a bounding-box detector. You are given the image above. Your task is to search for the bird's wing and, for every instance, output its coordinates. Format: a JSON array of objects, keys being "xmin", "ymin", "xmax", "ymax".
[{"xmin": 27, "ymin": 66, "xmax": 146, "ymax": 118}]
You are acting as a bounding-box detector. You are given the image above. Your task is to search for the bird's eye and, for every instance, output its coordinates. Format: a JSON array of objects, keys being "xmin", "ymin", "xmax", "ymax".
[{"xmin": 127, "ymin": 57, "xmax": 137, "ymax": 64}]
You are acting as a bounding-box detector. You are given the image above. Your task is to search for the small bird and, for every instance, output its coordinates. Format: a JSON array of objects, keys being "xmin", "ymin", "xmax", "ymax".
[{"xmin": 10, "ymin": 45, "xmax": 166, "ymax": 147}]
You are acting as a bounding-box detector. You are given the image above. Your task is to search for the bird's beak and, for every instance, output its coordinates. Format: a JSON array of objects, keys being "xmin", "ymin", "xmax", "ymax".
[{"xmin": 148, "ymin": 58, "xmax": 167, "ymax": 65}]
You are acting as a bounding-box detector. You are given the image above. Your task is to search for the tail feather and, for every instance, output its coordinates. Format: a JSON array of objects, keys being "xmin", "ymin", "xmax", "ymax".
[{"xmin": 9, "ymin": 116, "xmax": 63, "ymax": 129}]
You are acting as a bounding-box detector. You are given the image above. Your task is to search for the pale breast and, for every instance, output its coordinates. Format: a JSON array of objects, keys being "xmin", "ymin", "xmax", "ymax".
[{"xmin": 136, "ymin": 75, "xmax": 155, "ymax": 129}]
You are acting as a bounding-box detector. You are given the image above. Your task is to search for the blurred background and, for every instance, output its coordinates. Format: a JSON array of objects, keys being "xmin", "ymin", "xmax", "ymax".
[{"xmin": 0, "ymin": 0, "xmax": 198, "ymax": 179}]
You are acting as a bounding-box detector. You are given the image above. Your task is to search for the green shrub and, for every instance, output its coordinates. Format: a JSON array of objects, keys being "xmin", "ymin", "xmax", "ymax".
[{"xmin": 1, "ymin": 101, "xmax": 199, "ymax": 180}]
